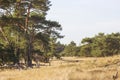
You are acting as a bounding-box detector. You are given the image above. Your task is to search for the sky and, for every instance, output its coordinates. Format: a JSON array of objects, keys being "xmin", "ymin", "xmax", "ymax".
[{"xmin": 46, "ymin": 0, "xmax": 120, "ymax": 45}]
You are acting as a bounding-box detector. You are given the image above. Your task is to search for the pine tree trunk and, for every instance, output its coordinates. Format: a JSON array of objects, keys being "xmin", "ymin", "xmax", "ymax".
[
  {"xmin": 25, "ymin": 4, "xmax": 32, "ymax": 68},
  {"xmin": 26, "ymin": 35, "xmax": 33, "ymax": 68}
]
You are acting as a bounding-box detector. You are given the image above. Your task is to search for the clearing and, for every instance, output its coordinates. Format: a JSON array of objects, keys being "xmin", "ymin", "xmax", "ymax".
[{"xmin": 0, "ymin": 56, "xmax": 120, "ymax": 80}]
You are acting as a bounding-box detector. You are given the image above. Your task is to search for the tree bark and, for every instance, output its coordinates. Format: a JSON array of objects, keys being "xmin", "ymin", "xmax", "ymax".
[
  {"xmin": 26, "ymin": 35, "xmax": 33, "ymax": 67},
  {"xmin": 25, "ymin": 3, "xmax": 33, "ymax": 68}
]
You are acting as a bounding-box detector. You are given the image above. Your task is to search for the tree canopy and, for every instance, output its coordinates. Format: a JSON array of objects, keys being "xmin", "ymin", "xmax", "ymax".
[
  {"xmin": 61, "ymin": 33, "xmax": 120, "ymax": 57},
  {"xmin": 0, "ymin": 0, "xmax": 63, "ymax": 67}
]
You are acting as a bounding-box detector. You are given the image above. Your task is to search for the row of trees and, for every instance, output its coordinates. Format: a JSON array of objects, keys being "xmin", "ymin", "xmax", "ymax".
[
  {"xmin": 0, "ymin": 0, "xmax": 120, "ymax": 68},
  {"xmin": 0, "ymin": 0, "xmax": 63, "ymax": 67},
  {"xmin": 60, "ymin": 33, "xmax": 120, "ymax": 57}
]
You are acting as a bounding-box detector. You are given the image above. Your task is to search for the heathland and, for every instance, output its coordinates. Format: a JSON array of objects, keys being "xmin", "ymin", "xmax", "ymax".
[{"xmin": 0, "ymin": 55, "xmax": 120, "ymax": 80}]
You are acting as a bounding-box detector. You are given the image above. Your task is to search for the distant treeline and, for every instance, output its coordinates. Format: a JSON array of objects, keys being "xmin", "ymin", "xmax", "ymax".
[{"xmin": 58, "ymin": 33, "xmax": 120, "ymax": 57}]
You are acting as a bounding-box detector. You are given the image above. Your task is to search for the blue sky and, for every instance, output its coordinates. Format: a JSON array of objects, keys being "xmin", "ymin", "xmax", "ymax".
[{"xmin": 46, "ymin": 0, "xmax": 120, "ymax": 45}]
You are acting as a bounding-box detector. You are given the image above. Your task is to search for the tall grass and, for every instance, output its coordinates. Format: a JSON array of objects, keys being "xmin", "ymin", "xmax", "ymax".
[{"xmin": 0, "ymin": 55, "xmax": 120, "ymax": 80}]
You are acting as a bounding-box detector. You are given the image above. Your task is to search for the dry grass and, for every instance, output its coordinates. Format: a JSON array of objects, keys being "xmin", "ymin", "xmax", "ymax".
[
  {"xmin": 68, "ymin": 67, "xmax": 120, "ymax": 80},
  {"xmin": 0, "ymin": 55, "xmax": 120, "ymax": 80}
]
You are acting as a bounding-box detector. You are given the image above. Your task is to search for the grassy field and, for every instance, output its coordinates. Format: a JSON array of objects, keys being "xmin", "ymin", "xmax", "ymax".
[{"xmin": 0, "ymin": 55, "xmax": 120, "ymax": 80}]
